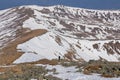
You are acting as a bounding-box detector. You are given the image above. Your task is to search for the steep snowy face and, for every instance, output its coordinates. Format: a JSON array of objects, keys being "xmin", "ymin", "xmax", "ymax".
[
  {"xmin": 0, "ymin": 5, "xmax": 120, "ymax": 64},
  {"xmin": 14, "ymin": 33, "xmax": 120, "ymax": 63},
  {"xmin": 0, "ymin": 7, "xmax": 34, "ymax": 48}
]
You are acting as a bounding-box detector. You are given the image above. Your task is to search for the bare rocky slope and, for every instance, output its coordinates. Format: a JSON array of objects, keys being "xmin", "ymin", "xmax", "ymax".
[{"xmin": 0, "ymin": 5, "xmax": 120, "ymax": 64}]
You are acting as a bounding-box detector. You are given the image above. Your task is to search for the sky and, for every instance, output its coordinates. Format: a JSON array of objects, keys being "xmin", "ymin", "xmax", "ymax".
[{"xmin": 0, "ymin": 0, "xmax": 120, "ymax": 10}]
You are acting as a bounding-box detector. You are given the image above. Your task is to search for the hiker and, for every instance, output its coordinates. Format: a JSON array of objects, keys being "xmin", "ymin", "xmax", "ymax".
[{"xmin": 58, "ymin": 56, "xmax": 61, "ymax": 61}]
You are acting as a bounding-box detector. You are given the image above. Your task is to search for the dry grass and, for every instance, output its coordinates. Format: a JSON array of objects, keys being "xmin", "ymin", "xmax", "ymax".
[
  {"xmin": 23, "ymin": 59, "xmax": 59, "ymax": 65},
  {"xmin": 0, "ymin": 64, "xmax": 33, "ymax": 73},
  {"xmin": 83, "ymin": 60, "xmax": 120, "ymax": 78},
  {"xmin": 0, "ymin": 67, "xmax": 6, "ymax": 73},
  {"xmin": 83, "ymin": 70, "xmax": 91, "ymax": 75},
  {"xmin": 35, "ymin": 59, "xmax": 58, "ymax": 65},
  {"xmin": 85, "ymin": 65, "xmax": 101, "ymax": 71},
  {"xmin": 0, "ymin": 29, "xmax": 47, "ymax": 65},
  {"xmin": 101, "ymin": 74, "xmax": 114, "ymax": 78}
]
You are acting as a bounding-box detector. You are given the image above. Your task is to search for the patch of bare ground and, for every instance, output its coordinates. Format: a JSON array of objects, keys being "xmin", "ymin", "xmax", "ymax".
[
  {"xmin": 64, "ymin": 50, "xmax": 77, "ymax": 61},
  {"xmin": 22, "ymin": 59, "xmax": 59, "ymax": 65},
  {"xmin": 18, "ymin": 58, "xmax": 83, "ymax": 67},
  {"xmin": 82, "ymin": 60, "xmax": 120, "ymax": 77},
  {"xmin": 103, "ymin": 41, "xmax": 120, "ymax": 54},
  {"xmin": 0, "ymin": 29, "xmax": 47, "ymax": 65}
]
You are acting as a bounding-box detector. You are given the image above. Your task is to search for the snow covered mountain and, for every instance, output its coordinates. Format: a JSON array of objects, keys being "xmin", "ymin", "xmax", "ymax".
[{"xmin": 0, "ymin": 5, "xmax": 120, "ymax": 64}]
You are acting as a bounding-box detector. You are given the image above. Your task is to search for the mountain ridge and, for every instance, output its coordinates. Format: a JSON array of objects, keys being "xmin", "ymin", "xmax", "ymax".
[{"xmin": 0, "ymin": 5, "xmax": 120, "ymax": 64}]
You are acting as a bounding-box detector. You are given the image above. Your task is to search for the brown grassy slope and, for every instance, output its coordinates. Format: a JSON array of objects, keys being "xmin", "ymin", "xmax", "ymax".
[{"xmin": 0, "ymin": 29, "xmax": 47, "ymax": 65}]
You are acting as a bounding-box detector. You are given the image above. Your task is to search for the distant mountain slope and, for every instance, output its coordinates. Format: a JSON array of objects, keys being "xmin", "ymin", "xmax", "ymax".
[{"xmin": 0, "ymin": 5, "xmax": 120, "ymax": 64}]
